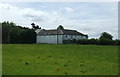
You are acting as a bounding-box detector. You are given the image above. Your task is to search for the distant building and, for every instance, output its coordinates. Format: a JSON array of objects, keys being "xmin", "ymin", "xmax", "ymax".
[{"xmin": 36, "ymin": 25, "xmax": 88, "ymax": 44}]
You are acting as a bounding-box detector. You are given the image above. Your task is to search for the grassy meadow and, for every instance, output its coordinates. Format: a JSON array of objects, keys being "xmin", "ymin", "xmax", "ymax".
[{"xmin": 2, "ymin": 44, "xmax": 118, "ymax": 75}]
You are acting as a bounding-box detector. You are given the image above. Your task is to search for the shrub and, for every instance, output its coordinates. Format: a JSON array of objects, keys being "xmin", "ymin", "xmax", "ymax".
[
  {"xmin": 76, "ymin": 39, "xmax": 88, "ymax": 45},
  {"xmin": 63, "ymin": 39, "xmax": 119, "ymax": 46},
  {"xmin": 98, "ymin": 38, "xmax": 115, "ymax": 45},
  {"xmin": 88, "ymin": 38, "xmax": 98, "ymax": 45},
  {"xmin": 114, "ymin": 40, "xmax": 120, "ymax": 46},
  {"xmin": 63, "ymin": 40, "xmax": 74, "ymax": 44}
]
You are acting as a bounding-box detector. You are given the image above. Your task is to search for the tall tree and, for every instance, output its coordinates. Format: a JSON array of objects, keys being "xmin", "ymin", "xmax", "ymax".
[
  {"xmin": 2, "ymin": 21, "xmax": 36, "ymax": 44},
  {"xmin": 2, "ymin": 21, "xmax": 14, "ymax": 43},
  {"xmin": 99, "ymin": 32, "xmax": 113, "ymax": 40}
]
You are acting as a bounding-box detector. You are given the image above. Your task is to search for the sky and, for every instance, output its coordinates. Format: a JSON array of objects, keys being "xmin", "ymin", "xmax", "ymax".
[{"xmin": 0, "ymin": 2, "xmax": 118, "ymax": 39}]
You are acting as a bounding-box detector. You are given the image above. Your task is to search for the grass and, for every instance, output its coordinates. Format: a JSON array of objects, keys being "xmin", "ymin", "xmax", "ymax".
[
  {"xmin": 2, "ymin": 44, "xmax": 118, "ymax": 75},
  {"xmin": 0, "ymin": 44, "xmax": 2, "ymax": 76}
]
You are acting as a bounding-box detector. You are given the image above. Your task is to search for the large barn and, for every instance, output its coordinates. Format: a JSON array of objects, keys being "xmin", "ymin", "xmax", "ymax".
[{"xmin": 35, "ymin": 26, "xmax": 88, "ymax": 44}]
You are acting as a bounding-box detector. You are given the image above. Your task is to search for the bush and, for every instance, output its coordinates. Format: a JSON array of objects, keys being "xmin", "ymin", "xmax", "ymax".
[
  {"xmin": 76, "ymin": 39, "xmax": 89, "ymax": 45},
  {"xmin": 114, "ymin": 40, "xmax": 120, "ymax": 46},
  {"xmin": 76, "ymin": 39, "xmax": 98, "ymax": 45},
  {"xmin": 73, "ymin": 38, "xmax": 118, "ymax": 45},
  {"xmin": 64, "ymin": 39, "xmax": 119, "ymax": 45},
  {"xmin": 63, "ymin": 40, "xmax": 74, "ymax": 44},
  {"xmin": 98, "ymin": 38, "xmax": 115, "ymax": 45},
  {"xmin": 88, "ymin": 38, "xmax": 98, "ymax": 45}
]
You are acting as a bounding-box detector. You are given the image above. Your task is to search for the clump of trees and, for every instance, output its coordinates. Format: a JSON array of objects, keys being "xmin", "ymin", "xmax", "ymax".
[
  {"xmin": 76, "ymin": 32, "xmax": 120, "ymax": 46},
  {"xmin": 2, "ymin": 21, "xmax": 36, "ymax": 44}
]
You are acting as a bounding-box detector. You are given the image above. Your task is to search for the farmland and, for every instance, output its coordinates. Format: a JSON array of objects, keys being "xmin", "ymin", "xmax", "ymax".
[{"xmin": 2, "ymin": 44, "xmax": 118, "ymax": 75}]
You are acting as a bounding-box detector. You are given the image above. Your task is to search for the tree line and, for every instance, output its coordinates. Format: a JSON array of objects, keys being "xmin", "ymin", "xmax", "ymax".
[
  {"xmin": 2, "ymin": 21, "xmax": 36, "ymax": 44},
  {"xmin": 1, "ymin": 21, "xmax": 120, "ymax": 45},
  {"xmin": 64, "ymin": 32, "xmax": 120, "ymax": 45}
]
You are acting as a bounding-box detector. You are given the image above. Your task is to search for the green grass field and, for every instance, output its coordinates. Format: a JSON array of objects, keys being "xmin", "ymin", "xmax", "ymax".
[{"xmin": 2, "ymin": 44, "xmax": 118, "ymax": 75}]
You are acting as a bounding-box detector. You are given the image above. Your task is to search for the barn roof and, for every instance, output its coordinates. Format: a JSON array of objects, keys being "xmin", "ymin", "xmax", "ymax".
[{"xmin": 37, "ymin": 29, "xmax": 87, "ymax": 36}]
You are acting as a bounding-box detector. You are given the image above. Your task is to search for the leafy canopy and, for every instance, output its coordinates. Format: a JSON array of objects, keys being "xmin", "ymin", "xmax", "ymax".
[{"xmin": 99, "ymin": 32, "xmax": 113, "ymax": 40}]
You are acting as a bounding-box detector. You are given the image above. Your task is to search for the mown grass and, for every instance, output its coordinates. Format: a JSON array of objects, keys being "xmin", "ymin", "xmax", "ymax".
[{"xmin": 2, "ymin": 44, "xmax": 118, "ymax": 75}]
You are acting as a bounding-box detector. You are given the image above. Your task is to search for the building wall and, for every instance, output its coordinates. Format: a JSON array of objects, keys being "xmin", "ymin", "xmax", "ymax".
[
  {"xmin": 37, "ymin": 35, "xmax": 87, "ymax": 44},
  {"xmin": 63, "ymin": 35, "xmax": 87, "ymax": 40},
  {"xmin": 37, "ymin": 35, "xmax": 63, "ymax": 44},
  {"xmin": 57, "ymin": 35, "xmax": 63, "ymax": 44}
]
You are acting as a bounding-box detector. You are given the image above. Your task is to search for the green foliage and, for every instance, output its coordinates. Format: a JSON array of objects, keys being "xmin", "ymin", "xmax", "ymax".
[
  {"xmin": 0, "ymin": 23, "xmax": 2, "ymax": 44},
  {"xmin": 76, "ymin": 39, "xmax": 98, "ymax": 45},
  {"xmin": 98, "ymin": 32, "xmax": 115, "ymax": 45},
  {"xmin": 31, "ymin": 23, "xmax": 35, "ymax": 27},
  {"xmin": 31, "ymin": 23, "xmax": 41, "ymax": 30},
  {"xmin": 63, "ymin": 40, "xmax": 74, "ymax": 44},
  {"xmin": 114, "ymin": 39, "xmax": 120, "ymax": 46},
  {"xmin": 3, "ymin": 44, "xmax": 118, "ymax": 75},
  {"xmin": 2, "ymin": 21, "xmax": 36, "ymax": 44},
  {"xmin": 98, "ymin": 38, "xmax": 115, "ymax": 45},
  {"xmin": 71, "ymin": 38, "xmax": 119, "ymax": 45},
  {"xmin": 70, "ymin": 32, "xmax": 118, "ymax": 45},
  {"xmin": 2, "ymin": 21, "xmax": 15, "ymax": 43},
  {"xmin": 88, "ymin": 38, "xmax": 98, "ymax": 44},
  {"xmin": 99, "ymin": 32, "xmax": 113, "ymax": 40},
  {"xmin": 9, "ymin": 26, "xmax": 22, "ymax": 43},
  {"xmin": 76, "ymin": 39, "xmax": 89, "ymax": 45}
]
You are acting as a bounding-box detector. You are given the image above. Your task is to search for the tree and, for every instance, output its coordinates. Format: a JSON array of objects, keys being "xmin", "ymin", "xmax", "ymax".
[
  {"xmin": 115, "ymin": 39, "xmax": 120, "ymax": 46},
  {"xmin": 99, "ymin": 32, "xmax": 113, "ymax": 40},
  {"xmin": 31, "ymin": 23, "xmax": 35, "ymax": 26},
  {"xmin": 2, "ymin": 21, "xmax": 15, "ymax": 43},
  {"xmin": 2, "ymin": 21, "xmax": 36, "ymax": 44},
  {"xmin": 57, "ymin": 25, "xmax": 64, "ymax": 30},
  {"xmin": 31, "ymin": 23, "xmax": 41, "ymax": 30},
  {"xmin": 9, "ymin": 26, "xmax": 22, "ymax": 43},
  {"xmin": 99, "ymin": 32, "xmax": 114, "ymax": 45},
  {"xmin": 9, "ymin": 26, "xmax": 36, "ymax": 44},
  {"xmin": 31, "ymin": 23, "xmax": 36, "ymax": 29},
  {"xmin": 36, "ymin": 25, "xmax": 41, "ymax": 29}
]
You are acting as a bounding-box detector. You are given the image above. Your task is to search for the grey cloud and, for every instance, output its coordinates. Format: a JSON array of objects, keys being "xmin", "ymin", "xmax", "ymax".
[
  {"xmin": 31, "ymin": 17, "xmax": 44, "ymax": 22},
  {"xmin": 23, "ymin": 14, "xmax": 44, "ymax": 22},
  {"xmin": 24, "ymin": 14, "xmax": 36, "ymax": 18}
]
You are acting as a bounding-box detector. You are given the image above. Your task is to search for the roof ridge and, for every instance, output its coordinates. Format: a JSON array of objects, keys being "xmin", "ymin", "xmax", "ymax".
[{"xmin": 37, "ymin": 28, "xmax": 87, "ymax": 36}]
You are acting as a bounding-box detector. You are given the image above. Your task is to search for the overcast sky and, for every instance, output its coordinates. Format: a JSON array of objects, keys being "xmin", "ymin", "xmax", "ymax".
[{"xmin": 0, "ymin": 2, "xmax": 118, "ymax": 39}]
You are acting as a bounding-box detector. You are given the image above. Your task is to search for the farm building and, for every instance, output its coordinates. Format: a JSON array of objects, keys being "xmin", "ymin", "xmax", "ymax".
[{"xmin": 35, "ymin": 25, "xmax": 88, "ymax": 44}]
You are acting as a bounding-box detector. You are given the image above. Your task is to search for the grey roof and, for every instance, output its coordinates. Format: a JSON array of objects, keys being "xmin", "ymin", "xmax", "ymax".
[
  {"xmin": 37, "ymin": 29, "xmax": 87, "ymax": 36},
  {"xmin": 63, "ymin": 29, "xmax": 85, "ymax": 35}
]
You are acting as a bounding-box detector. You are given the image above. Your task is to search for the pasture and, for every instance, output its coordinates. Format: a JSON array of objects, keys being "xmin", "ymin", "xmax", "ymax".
[{"xmin": 2, "ymin": 44, "xmax": 118, "ymax": 75}]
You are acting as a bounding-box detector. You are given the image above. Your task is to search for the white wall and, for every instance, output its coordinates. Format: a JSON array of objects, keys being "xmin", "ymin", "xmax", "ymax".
[
  {"xmin": 58, "ymin": 35, "xmax": 63, "ymax": 44},
  {"xmin": 37, "ymin": 35, "xmax": 63, "ymax": 44},
  {"xmin": 37, "ymin": 35, "xmax": 87, "ymax": 44}
]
